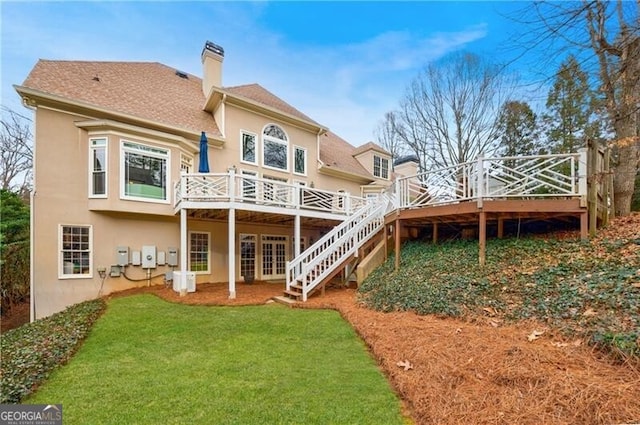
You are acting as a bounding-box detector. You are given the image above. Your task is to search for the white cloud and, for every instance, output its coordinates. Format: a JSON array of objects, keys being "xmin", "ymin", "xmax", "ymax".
[{"xmin": 1, "ymin": 2, "xmax": 489, "ymax": 146}]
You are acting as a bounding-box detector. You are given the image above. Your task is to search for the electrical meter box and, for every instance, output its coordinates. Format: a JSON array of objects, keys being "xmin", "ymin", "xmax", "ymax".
[
  {"xmin": 116, "ymin": 246, "xmax": 129, "ymax": 266},
  {"xmin": 157, "ymin": 251, "xmax": 166, "ymax": 266},
  {"xmin": 142, "ymin": 245, "xmax": 157, "ymax": 268},
  {"xmin": 131, "ymin": 251, "xmax": 141, "ymax": 266},
  {"xmin": 167, "ymin": 247, "xmax": 178, "ymax": 267}
]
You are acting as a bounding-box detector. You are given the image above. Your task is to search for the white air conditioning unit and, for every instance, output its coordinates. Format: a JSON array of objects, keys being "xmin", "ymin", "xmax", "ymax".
[{"xmin": 172, "ymin": 271, "xmax": 196, "ymax": 293}]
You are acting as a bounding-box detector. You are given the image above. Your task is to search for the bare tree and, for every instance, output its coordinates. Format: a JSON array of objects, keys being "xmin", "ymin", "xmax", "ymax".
[
  {"xmin": 391, "ymin": 52, "xmax": 515, "ymax": 171},
  {"xmin": 1, "ymin": 107, "xmax": 33, "ymax": 193},
  {"xmin": 374, "ymin": 112, "xmax": 409, "ymax": 170},
  {"xmin": 513, "ymin": 0, "xmax": 640, "ymax": 216}
]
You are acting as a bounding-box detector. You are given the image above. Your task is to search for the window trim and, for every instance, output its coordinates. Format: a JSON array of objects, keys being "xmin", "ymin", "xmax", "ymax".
[
  {"xmin": 120, "ymin": 140, "xmax": 171, "ymax": 204},
  {"xmin": 261, "ymin": 124, "xmax": 289, "ymax": 172},
  {"xmin": 293, "ymin": 145, "xmax": 307, "ymax": 176},
  {"xmin": 373, "ymin": 155, "xmax": 390, "ymax": 180},
  {"xmin": 188, "ymin": 231, "xmax": 210, "ymax": 274},
  {"xmin": 240, "ymin": 130, "xmax": 258, "ymax": 165},
  {"xmin": 58, "ymin": 224, "xmax": 93, "ymax": 279},
  {"xmin": 89, "ymin": 137, "xmax": 108, "ymax": 198}
]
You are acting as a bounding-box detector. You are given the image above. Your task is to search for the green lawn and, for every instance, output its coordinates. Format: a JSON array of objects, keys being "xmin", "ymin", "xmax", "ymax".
[{"xmin": 27, "ymin": 295, "xmax": 405, "ymax": 424}]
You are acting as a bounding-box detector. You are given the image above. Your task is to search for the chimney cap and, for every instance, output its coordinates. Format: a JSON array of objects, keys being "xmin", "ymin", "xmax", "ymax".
[{"xmin": 203, "ymin": 41, "xmax": 224, "ymax": 58}]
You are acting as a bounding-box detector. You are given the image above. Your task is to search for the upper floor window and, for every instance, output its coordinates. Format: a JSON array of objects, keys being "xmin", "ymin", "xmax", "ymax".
[
  {"xmin": 241, "ymin": 131, "xmax": 257, "ymax": 164},
  {"xmin": 121, "ymin": 141, "xmax": 169, "ymax": 203},
  {"xmin": 89, "ymin": 138, "xmax": 108, "ymax": 197},
  {"xmin": 293, "ymin": 146, "xmax": 307, "ymax": 176},
  {"xmin": 262, "ymin": 124, "xmax": 288, "ymax": 171},
  {"xmin": 373, "ymin": 155, "xmax": 389, "ymax": 180},
  {"xmin": 59, "ymin": 224, "xmax": 92, "ymax": 278}
]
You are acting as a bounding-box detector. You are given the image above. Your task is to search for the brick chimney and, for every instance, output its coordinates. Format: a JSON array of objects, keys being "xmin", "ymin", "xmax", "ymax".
[{"xmin": 201, "ymin": 41, "xmax": 224, "ymax": 97}]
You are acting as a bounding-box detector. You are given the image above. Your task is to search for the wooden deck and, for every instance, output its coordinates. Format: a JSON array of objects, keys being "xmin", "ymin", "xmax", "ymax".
[{"xmin": 387, "ymin": 198, "xmax": 587, "ymax": 268}]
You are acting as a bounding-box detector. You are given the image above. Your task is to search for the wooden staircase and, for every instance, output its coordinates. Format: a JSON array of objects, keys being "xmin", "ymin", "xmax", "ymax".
[{"xmin": 279, "ymin": 194, "xmax": 394, "ymax": 304}]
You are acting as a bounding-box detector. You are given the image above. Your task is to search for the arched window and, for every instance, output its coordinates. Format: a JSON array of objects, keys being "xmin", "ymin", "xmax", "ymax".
[{"xmin": 262, "ymin": 124, "xmax": 288, "ymax": 171}]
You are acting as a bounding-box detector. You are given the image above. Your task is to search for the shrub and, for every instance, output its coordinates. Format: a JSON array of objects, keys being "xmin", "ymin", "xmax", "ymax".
[{"xmin": 0, "ymin": 299, "xmax": 105, "ymax": 403}]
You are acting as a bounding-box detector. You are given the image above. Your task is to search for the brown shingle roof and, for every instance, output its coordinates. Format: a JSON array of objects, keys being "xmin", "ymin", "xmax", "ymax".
[
  {"xmin": 319, "ymin": 131, "xmax": 372, "ymax": 179},
  {"xmin": 352, "ymin": 141, "xmax": 391, "ymax": 156},
  {"xmin": 19, "ymin": 59, "xmax": 375, "ymax": 180},
  {"xmin": 20, "ymin": 60, "xmax": 221, "ymax": 136},
  {"xmin": 224, "ymin": 84, "xmax": 321, "ymax": 126}
]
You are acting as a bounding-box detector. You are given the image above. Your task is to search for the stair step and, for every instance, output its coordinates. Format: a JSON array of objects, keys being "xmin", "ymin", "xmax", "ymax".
[
  {"xmin": 290, "ymin": 283, "xmax": 303, "ymax": 290},
  {"xmin": 272, "ymin": 296, "xmax": 297, "ymax": 306},
  {"xmin": 284, "ymin": 289, "xmax": 303, "ymax": 299}
]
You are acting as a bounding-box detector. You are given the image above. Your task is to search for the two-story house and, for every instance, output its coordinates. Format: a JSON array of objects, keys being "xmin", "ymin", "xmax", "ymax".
[{"xmin": 16, "ymin": 41, "xmax": 398, "ymax": 319}]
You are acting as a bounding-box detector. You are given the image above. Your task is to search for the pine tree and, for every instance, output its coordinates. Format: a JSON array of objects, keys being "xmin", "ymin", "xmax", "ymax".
[
  {"xmin": 543, "ymin": 55, "xmax": 599, "ymax": 154},
  {"xmin": 497, "ymin": 100, "xmax": 539, "ymax": 159}
]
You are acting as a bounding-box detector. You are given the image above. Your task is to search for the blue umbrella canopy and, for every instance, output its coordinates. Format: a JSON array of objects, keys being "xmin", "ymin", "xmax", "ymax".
[{"xmin": 198, "ymin": 131, "xmax": 210, "ymax": 173}]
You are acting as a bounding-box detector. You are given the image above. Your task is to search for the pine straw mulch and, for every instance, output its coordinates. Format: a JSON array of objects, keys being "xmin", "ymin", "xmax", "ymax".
[{"xmin": 111, "ymin": 278, "xmax": 640, "ymax": 425}]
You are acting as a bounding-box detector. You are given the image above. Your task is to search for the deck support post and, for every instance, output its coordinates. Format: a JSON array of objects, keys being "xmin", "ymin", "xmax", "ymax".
[
  {"xmin": 478, "ymin": 211, "xmax": 487, "ymax": 267},
  {"xmin": 580, "ymin": 210, "xmax": 588, "ymax": 241},
  {"xmin": 294, "ymin": 214, "xmax": 301, "ymax": 259},
  {"xmin": 432, "ymin": 221, "xmax": 438, "ymax": 243},
  {"xmin": 228, "ymin": 208, "xmax": 236, "ymax": 299},
  {"xmin": 384, "ymin": 223, "xmax": 389, "ymax": 254},
  {"xmin": 394, "ymin": 218, "xmax": 401, "ymax": 272},
  {"xmin": 497, "ymin": 216, "xmax": 504, "ymax": 239},
  {"xmin": 180, "ymin": 208, "xmax": 188, "ymax": 296}
]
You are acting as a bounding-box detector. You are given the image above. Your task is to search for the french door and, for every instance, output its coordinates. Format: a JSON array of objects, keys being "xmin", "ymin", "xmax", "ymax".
[{"xmin": 261, "ymin": 235, "xmax": 288, "ymax": 279}]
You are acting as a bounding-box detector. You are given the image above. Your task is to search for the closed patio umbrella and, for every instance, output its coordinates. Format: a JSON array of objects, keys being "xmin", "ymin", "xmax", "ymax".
[{"xmin": 198, "ymin": 131, "xmax": 210, "ymax": 173}]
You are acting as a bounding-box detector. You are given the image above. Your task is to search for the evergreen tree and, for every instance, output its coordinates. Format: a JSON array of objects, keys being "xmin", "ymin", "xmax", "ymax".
[
  {"xmin": 543, "ymin": 55, "xmax": 598, "ymax": 154},
  {"xmin": 496, "ymin": 101, "xmax": 539, "ymax": 159}
]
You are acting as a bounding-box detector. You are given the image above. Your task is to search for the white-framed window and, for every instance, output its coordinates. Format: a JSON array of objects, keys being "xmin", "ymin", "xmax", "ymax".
[
  {"xmin": 180, "ymin": 153, "xmax": 193, "ymax": 174},
  {"xmin": 241, "ymin": 170, "xmax": 258, "ymax": 199},
  {"xmin": 262, "ymin": 124, "xmax": 288, "ymax": 171},
  {"xmin": 293, "ymin": 146, "xmax": 307, "ymax": 176},
  {"xmin": 59, "ymin": 224, "xmax": 92, "ymax": 279},
  {"xmin": 373, "ymin": 155, "xmax": 389, "ymax": 180},
  {"xmin": 189, "ymin": 231, "xmax": 210, "ymax": 273},
  {"xmin": 240, "ymin": 233, "xmax": 257, "ymax": 279},
  {"xmin": 121, "ymin": 141, "xmax": 170, "ymax": 203},
  {"xmin": 89, "ymin": 138, "xmax": 107, "ymax": 197},
  {"xmin": 241, "ymin": 131, "xmax": 257, "ymax": 164}
]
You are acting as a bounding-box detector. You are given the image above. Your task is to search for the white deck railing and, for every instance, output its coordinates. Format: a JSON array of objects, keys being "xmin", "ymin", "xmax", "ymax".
[
  {"xmin": 396, "ymin": 151, "xmax": 587, "ymax": 209},
  {"xmin": 174, "ymin": 169, "xmax": 367, "ymax": 216},
  {"xmin": 285, "ymin": 194, "xmax": 393, "ymax": 301}
]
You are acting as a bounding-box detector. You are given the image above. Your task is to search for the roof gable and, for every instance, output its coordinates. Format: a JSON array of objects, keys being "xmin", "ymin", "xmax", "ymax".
[{"xmin": 352, "ymin": 141, "xmax": 391, "ymax": 157}]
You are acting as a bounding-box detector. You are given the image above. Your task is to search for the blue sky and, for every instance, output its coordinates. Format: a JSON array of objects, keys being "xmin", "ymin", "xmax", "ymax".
[{"xmin": 1, "ymin": 1, "xmax": 526, "ymax": 146}]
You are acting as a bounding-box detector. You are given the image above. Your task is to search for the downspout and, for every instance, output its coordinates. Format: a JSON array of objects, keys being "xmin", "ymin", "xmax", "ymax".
[
  {"xmin": 30, "ymin": 189, "xmax": 35, "ymax": 322},
  {"xmin": 316, "ymin": 128, "xmax": 322, "ymax": 164},
  {"xmin": 220, "ymin": 94, "xmax": 227, "ymax": 139},
  {"xmin": 24, "ymin": 98, "xmax": 37, "ymax": 322}
]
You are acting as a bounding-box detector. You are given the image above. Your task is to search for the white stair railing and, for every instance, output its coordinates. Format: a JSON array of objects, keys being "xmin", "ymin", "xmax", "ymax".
[{"xmin": 286, "ymin": 194, "xmax": 393, "ymax": 301}]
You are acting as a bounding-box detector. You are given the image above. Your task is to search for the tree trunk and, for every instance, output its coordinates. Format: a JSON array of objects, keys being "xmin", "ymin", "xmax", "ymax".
[{"xmin": 612, "ymin": 129, "xmax": 639, "ymax": 217}]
